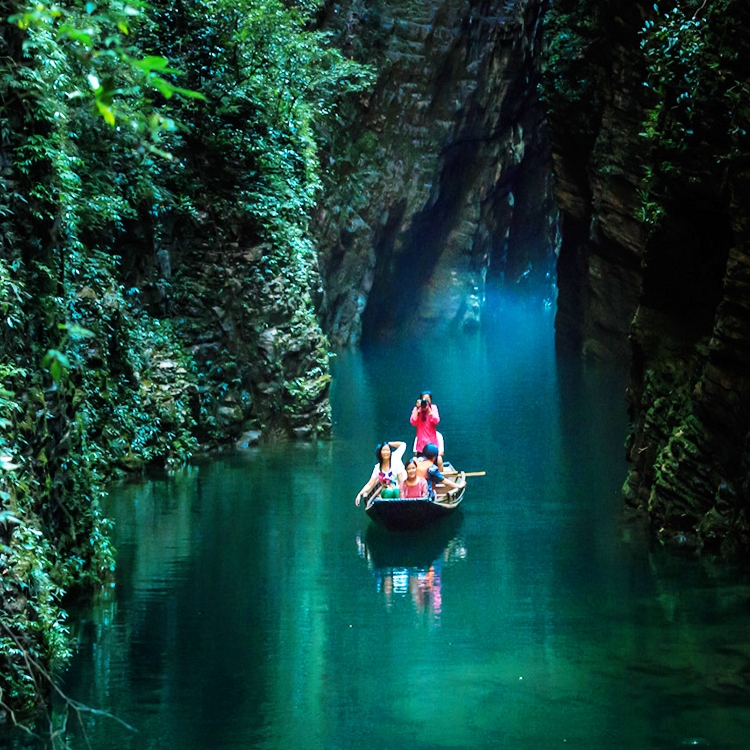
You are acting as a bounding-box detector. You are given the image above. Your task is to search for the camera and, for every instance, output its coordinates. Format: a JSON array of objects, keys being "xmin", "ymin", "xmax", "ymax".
[{"xmin": 420, "ymin": 399, "xmax": 429, "ymax": 409}]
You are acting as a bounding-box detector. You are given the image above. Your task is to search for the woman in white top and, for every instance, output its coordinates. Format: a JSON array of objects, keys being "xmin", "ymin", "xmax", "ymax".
[{"xmin": 355, "ymin": 440, "xmax": 407, "ymax": 505}]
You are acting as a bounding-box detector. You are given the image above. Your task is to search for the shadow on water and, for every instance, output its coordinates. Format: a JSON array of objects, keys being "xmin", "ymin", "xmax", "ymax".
[{"xmin": 360, "ymin": 511, "xmax": 466, "ymax": 570}]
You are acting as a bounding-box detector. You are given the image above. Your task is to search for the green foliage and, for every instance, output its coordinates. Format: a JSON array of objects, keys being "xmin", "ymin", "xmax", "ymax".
[
  {"xmin": 539, "ymin": 0, "xmax": 605, "ymax": 139},
  {"xmin": 144, "ymin": 0, "xmax": 374, "ymax": 242},
  {"xmin": 42, "ymin": 323, "xmax": 94, "ymax": 383},
  {"xmin": 637, "ymin": 0, "xmax": 750, "ymax": 224},
  {"xmin": 1, "ymin": 0, "xmax": 200, "ymax": 723},
  {"xmin": 138, "ymin": 0, "xmax": 369, "ymax": 434},
  {"xmin": 1, "ymin": 0, "xmax": 371, "ymax": 726},
  {"xmin": 0, "ymin": 313, "xmax": 81, "ymax": 719},
  {"xmin": 10, "ymin": 0, "xmax": 203, "ymax": 142}
]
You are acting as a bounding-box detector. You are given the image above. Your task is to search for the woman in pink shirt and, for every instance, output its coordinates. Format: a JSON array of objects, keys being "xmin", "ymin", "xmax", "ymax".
[
  {"xmin": 400, "ymin": 458, "xmax": 429, "ymax": 499},
  {"xmin": 410, "ymin": 391, "xmax": 444, "ymax": 470}
]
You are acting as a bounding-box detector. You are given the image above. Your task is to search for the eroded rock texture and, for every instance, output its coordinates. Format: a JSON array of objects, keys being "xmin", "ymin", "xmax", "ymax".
[
  {"xmin": 548, "ymin": 0, "xmax": 750, "ymax": 553},
  {"xmin": 547, "ymin": 3, "xmax": 646, "ymax": 362},
  {"xmin": 316, "ymin": 0, "xmax": 557, "ymax": 345},
  {"xmin": 118, "ymin": 220, "xmax": 332, "ymax": 443}
]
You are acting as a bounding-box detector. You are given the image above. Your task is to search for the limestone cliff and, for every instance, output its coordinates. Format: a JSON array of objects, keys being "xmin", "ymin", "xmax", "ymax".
[
  {"xmin": 317, "ymin": 0, "xmax": 750, "ymax": 553},
  {"xmin": 119, "ymin": 222, "xmax": 332, "ymax": 442},
  {"xmin": 315, "ymin": 0, "xmax": 558, "ymax": 345},
  {"xmin": 545, "ymin": 0, "xmax": 750, "ymax": 553}
]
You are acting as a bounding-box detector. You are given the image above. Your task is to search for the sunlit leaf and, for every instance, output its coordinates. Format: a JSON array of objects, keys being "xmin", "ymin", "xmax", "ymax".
[
  {"xmin": 135, "ymin": 55, "xmax": 170, "ymax": 72},
  {"xmin": 58, "ymin": 322, "xmax": 95, "ymax": 339},
  {"xmin": 171, "ymin": 86, "xmax": 207, "ymax": 101},
  {"xmin": 42, "ymin": 349, "xmax": 71, "ymax": 382},
  {"xmin": 149, "ymin": 77, "xmax": 174, "ymax": 98},
  {"xmin": 58, "ymin": 26, "xmax": 94, "ymax": 47},
  {"xmin": 96, "ymin": 100, "xmax": 116, "ymax": 126}
]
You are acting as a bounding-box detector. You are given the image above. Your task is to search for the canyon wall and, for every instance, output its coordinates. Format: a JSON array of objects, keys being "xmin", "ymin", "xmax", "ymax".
[
  {"xmin": 317, "ymin": 0, "xmax": 750, "ymax": 553},
  {"xmin": 315, "ymin": 0, "xmax": 558, "ymax": 346},
  {"xmin": 545, "ymin": 0, "xmax": 750, "ymax": 553}
]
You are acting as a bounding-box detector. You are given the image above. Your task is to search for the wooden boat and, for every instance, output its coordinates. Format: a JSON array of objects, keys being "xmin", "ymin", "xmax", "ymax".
[{"xmin": 365, "ymin": 463, "xmax": 466, "ymax": 531}]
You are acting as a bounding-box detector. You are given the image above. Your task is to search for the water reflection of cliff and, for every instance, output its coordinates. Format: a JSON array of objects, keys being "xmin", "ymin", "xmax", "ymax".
[{"xmin": 356, "ymin": 514, "xmax": 467, "ymax": 624}]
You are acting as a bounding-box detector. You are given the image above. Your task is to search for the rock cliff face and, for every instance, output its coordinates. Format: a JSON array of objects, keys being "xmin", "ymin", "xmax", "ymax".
[
  {"xmin": 546, "ymin": 0, "xmax": 750, "ymax": 553},
  {"xmin": 316, "ymin": 0, "xmax": 558, "ymax": 346},
  {"xmin": 117, "ymin": 218, "xmax": 332, "ymax": 443},
  {"xmin": 546, "ymin": 3, "xmax": 646, "ymax": 362}
]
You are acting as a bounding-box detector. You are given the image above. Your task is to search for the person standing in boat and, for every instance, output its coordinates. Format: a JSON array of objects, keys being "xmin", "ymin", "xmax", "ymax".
[
  {"xmin": 415, "ymin": 443, "xmax": 461, "ymax": 498},
  {"xmin": 355, "ymin": 440, "xmax": 407, "ymax": 505},
  {"xmin": 400, "ymin": 457, "xmax": 429, "ymax": 498},
  {"xmin": 410, "ymin": 391, "xmax": 444, "ymax": 470}
]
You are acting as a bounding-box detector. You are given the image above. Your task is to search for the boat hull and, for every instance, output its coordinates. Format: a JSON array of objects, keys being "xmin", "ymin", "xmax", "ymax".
[{"xmin": 365, "ymin": 484, "xmax": 465, "ymax": 531}]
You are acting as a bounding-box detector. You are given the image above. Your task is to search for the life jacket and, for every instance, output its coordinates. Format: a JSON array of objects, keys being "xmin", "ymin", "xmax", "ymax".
[{"xmin": 415, "ymin": 458, "xmax": 432, "ymax": 478}]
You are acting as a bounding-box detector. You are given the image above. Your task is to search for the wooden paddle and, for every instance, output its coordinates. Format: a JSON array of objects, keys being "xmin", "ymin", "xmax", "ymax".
[
  {"xmin": 357, "ymin": 483, "xmax": 383, "ymax": 506},
  {"xmin": 463, "ymin": 471, "xmax": 486, "ymax": 477}
]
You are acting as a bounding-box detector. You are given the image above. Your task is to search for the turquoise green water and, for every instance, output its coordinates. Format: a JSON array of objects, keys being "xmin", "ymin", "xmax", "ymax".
[{"xmin": 41, "ymin": 294, "xmax": 750, "ymax": 748}]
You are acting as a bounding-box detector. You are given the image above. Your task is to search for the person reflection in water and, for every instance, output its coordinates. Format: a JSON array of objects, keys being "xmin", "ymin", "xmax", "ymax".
[
  {"xmin": 374, "ymin": 564, "xmax": 443, "ymax": 624},
  {"xmin": 355, "ymin": 440, "xmax": 406, "ymax": 505},
  {"xmin": 400, "ymin": 457, "xmax": 428, "ymax": 498},
  {"xmin": 410, "ymin": 390, "xmax": 444, "ymax": 470}
]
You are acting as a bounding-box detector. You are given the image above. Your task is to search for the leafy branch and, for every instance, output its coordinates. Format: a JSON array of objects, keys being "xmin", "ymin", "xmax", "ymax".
[
  {"xmin": 0, "ymin": 616, "xmax": 137, "ymax": 749},
  {"xmin": 10, "ymin": 0, "xmax": 205, "ymax": 151},
  {"xmin": 637, "ymin": 0, "xmax": 750, "ymax": 224},
  {"xmin": 41, "ymin": 322, "xmax": 94, "ymax": 384}
]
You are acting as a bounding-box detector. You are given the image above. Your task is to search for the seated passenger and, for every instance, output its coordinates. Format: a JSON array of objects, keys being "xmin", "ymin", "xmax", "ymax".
[
  {"xmin": 415, "ymin": 443, "xmax": 462, "ymax": 498},
  {"xmin": 400, "ymin": 458, "xmax": 429, "ymax": 499},
  {"xmin": 412, "ymin": 430, "xmax": 444, "ymax": 465},
  {"xmin": 356, "ymin": 440, "xmax": 407, "ymax": 505}
]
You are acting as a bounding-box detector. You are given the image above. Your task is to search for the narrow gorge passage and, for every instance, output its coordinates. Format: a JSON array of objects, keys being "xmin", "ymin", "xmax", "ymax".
[{"xmin": 58, "ymin": 294, "xmax": 750, "ymax": 750}]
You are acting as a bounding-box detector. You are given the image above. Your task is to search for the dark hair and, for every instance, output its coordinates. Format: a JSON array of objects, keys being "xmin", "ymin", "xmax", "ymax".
[
  {"xmin": 405, "ymin": 457, "xmax": 418, "ymax": 469},
  {"xmin": 423, "ymin": 443, "xmax": 439, "ymax": 460},
  {"xmin": 375, "ymin": 442, "xmax": 390, "ymax": 464},
  {"xmin": 420, "ymin": 390, "xmax": 433, "ymax": 400}
]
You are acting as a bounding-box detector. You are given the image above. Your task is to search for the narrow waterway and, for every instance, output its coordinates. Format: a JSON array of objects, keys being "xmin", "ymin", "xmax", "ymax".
[{"xmin": 55, "ymin": 293, "xmax": 750, "ymax": 750}]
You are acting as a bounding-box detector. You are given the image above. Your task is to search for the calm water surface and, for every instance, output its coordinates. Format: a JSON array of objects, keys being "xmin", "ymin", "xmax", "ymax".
[{"xmin": 53, "ymin": 295, "xmax": 750, "ymax": 749}]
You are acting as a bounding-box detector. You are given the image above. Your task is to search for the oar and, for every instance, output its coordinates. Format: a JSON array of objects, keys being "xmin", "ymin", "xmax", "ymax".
[
  {"xmin": 357, "ymin": 483, "xmax": 383, "ymax": 506},
  {"xmin": 364, "ymin": 484, "xmax": 384, "ymax": 508},
  {"xmin": 463, "ymin": 471, "xmax": 486, "ymax": 477}
]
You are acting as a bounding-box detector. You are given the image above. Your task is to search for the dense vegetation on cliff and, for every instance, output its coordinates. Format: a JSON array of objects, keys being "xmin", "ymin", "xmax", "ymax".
[
  {"xmin": 1, "ymin": 0, "xmax": 370, "ymax": 725},
  {"xmin": 542, "ymin": 0, "xmax": 750, "ymax": 553},
  {"xmin": 5, "ymin": 0, "xmax": 749, "ymax": 735}
]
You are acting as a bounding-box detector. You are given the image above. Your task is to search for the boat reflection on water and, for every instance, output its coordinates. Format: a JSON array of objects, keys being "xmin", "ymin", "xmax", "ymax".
[{"xmin": 355, "ymin": 513, "xmax": 467, "ymax": 625}]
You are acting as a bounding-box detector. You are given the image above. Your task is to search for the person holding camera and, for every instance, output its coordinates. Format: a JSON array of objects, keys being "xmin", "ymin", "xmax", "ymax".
[{"xmin": 410, "ymin": 391, "xmax": 444, "ymax": 471}]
